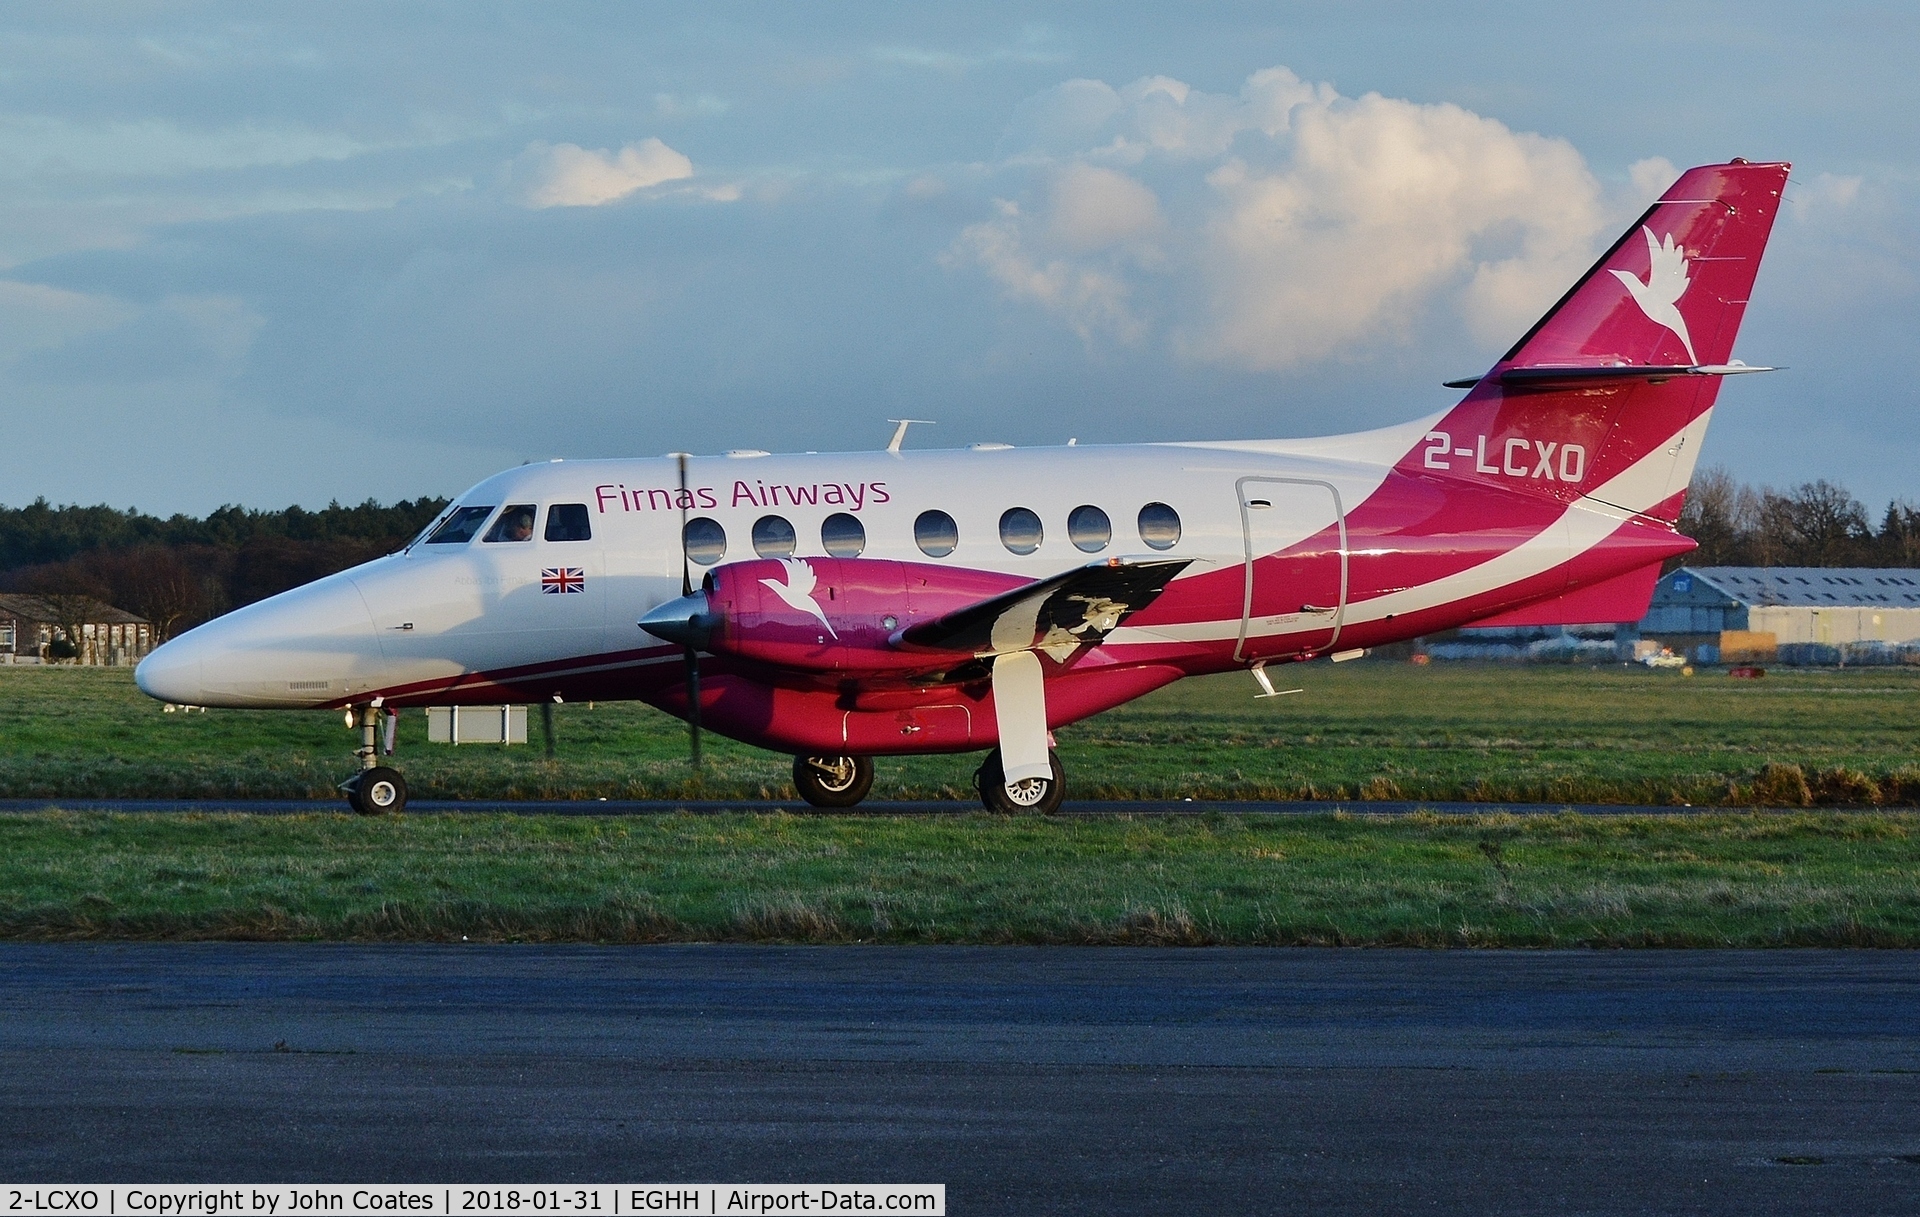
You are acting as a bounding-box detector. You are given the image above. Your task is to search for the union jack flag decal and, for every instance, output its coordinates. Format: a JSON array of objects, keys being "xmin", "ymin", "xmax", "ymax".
[{"xmin": 541, "ymin": 567, "xmax": 585, "ymax": 594}]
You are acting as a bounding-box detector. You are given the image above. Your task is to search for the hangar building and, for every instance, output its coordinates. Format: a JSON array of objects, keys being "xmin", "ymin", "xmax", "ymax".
[{"xmin": 1639, "ymin": 566, "xmax": 1920, "ymax": 664}]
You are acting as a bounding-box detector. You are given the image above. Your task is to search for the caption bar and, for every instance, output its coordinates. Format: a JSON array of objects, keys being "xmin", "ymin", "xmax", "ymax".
[{"xmin": 4, "ymin": 1189, "xmax": 943, "ymax": 1217}]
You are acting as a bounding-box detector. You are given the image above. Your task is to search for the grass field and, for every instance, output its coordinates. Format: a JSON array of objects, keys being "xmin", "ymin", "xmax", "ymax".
[
  {"xmin": 1, "ymin": 662, "xmax": 1916, "ymax": 806},
  {"xmin": 4, "ymin": 807, "xmax": 1917, "ymax": 945},
  {"xmin": 5, "ymin": 665, "xmax": 1919, "ymax": 945}
]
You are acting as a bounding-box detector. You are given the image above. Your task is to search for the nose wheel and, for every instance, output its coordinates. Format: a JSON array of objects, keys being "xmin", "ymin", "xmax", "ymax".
[
  {"xmin": 792, "ymin": 754, "xmax": 875, "ymax": 808},
  {"xmin": 346, "ymin": 766, "xmax": 408, "ymax": 815},
  {"xmin": 340, "ymin": 704, "xmax": 408, "ymax": 814},
  {"xmin": 974, "ymin": 748, "xmax": 1066, "ymax": 815}
]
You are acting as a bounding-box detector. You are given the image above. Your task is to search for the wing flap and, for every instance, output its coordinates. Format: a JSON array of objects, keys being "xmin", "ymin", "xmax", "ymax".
[{"xmin": 895, "ymin": 557, "xmax": 1192, "ymax": 657}]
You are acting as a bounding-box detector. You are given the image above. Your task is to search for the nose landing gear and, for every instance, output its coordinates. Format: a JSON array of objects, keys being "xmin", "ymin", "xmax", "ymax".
[{"xmin": 340, "ymin": 704, "xmax": 409, "ymax": 814}]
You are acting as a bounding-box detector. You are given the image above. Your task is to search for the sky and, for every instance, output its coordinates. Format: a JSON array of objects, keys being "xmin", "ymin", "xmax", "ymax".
[{"xmin": 0, "ymin": 1, "xmax": 1915, "ymax": 516}]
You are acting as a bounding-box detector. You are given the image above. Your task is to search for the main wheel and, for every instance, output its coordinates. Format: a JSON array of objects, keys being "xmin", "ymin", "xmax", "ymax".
[
  {"xmin": 792, "ymin": 754, "xmax": 875, "ymax": 808},
  {"xmin": 347, "ymin": 766, "xmax": 408, "ymax": 815},
  {"xmin": 974, "ymin": 748, "xmax": 1066, "ymax": 815}
]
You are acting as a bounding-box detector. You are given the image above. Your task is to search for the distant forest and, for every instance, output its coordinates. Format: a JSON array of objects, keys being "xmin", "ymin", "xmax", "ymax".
[
  {"xmin": 0, "ymin": 466, "xmax": 1913, "ymax": 642},
  {"xmin": 0, "ymin": 496, "xmax": 448, "ymax": 641},
  {"xmin": 1677, "ymin": 467, "xmax": 1920, "ymax": 569}
]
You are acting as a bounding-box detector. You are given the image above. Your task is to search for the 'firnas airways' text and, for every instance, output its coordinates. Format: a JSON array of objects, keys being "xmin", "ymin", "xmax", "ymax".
[{"xmin": 596, "ymin": 482, "xmax": 890, "ymax": 513}]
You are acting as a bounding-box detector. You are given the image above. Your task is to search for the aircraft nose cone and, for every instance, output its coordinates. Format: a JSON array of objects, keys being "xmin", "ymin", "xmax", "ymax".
[
  {"xmin": 134, "ymin": 638, "xmax": 204, "ymax": 705},
  {"xmin": 639, "ymin": 592, "xmax": 715, "ymax": 649},
  {"xmin": 131, "ymin": 570, "xmax": 383, "ymax": 707}
]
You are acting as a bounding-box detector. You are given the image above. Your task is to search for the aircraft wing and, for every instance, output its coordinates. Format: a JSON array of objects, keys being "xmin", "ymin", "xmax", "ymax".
[{"xmin": 894, "ymin": 557, "xmax": 1191, "ymax": 657}]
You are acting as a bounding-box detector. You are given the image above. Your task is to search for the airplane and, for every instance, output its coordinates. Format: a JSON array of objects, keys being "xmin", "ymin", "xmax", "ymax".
[{"xmin": 135, "ymin": 159, "xmax": 1789, "ymax": 815}]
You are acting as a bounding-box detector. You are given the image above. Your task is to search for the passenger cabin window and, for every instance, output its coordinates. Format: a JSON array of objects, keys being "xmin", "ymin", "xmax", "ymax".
[
  {"xmin": 1068, "ymin": 505, "xmax": 1111, "ymax": 553},
  {"xmin": 999, "ymin": 507, "xmax": 1043, "ymax": 555},
  {"xmin": 821, "ymin": 512, "xmax": 866, "ymax": 557},
  {"xmin": 545, "ymin": 503, "xmax": 592, "ymax": 542},
  {"xmin": 425, "ymin": 505, "xmax": 496, "ymax": 544},
  {"xmin": 915, "ymin": 510, "xmax": 958, "ymax": 558},
  {"xmin": 1137, "ymin": 502, "xmax": 1181, "ymax": 550},
  {"xmin": 684, "ymin": 517, "xmax": 727, "ymax": 565},
  {"xmin": 484, "ymin": 505, "xmax": 538, "ymax": 543},
  {"xmin": 753, "ymin": 514, "xmax": 797, "ymax": 558}
]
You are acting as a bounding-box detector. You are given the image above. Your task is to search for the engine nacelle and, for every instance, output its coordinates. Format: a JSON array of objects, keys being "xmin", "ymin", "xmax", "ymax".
[{"xmin": 641, "ymin": 557, "xmax": 1027, "ymax": 676}]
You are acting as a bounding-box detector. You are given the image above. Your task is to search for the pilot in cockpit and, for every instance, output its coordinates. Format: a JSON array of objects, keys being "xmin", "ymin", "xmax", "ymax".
[{"xmin": 489, "ymin": 505, "xmax": 536, "ymax": 542}]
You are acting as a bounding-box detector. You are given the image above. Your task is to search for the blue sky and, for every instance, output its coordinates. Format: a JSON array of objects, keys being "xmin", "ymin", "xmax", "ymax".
[{"xmin": 1, "ymin": 2, "xmax": 1914, "ymax": 514}]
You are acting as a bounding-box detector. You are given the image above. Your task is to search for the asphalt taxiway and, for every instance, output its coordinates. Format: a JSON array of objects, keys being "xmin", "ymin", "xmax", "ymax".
[{"xmin": 2, "ymin": 945, "xmax": 1917, "ymax": 1214}]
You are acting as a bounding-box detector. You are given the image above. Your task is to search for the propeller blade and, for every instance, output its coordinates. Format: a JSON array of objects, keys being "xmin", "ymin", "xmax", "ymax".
[
  {"xmin": 676, "ymin": 454, "xmax": 702, "ymax": 770},
  {"xmin": 684, "ymin": 644, "xmax": 702, "ymax": 769}
]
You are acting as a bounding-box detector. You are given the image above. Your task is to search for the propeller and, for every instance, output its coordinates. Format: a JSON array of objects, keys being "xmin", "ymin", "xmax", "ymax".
[{"xmin": 676, "ymin": 454, "xmax": 702, "ymax": 771}]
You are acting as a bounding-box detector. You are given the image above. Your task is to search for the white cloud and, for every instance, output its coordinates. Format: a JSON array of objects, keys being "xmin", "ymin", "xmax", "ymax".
[
  {"xmin": 1629, "ymin": 157, "xmax": 1679, "ymax": 202},
  {"xmin": 944, "ymin": 200, "xmax": 1145, "ymax": 343},
  {"xmin": 516, "ymin": 138, "xmax": 695, "ymax": 208},
  {"xmin": 1788, "ymin": 171, "xmax": 1863, "ymax": 221},
  {"xmin": 1047, "ymin": 164, "xmax": 1163, "ymax": 253},
  {"xmin": 954, "ymin": 65, "xmax": 1620, "ymax": 368},
  {"xmin": 0, "ymin": 115, "xmax": 371, "ymax": 180},
  {"xmin": 0, "ymin": 280, "xmax": 133, "ymax": 362}
]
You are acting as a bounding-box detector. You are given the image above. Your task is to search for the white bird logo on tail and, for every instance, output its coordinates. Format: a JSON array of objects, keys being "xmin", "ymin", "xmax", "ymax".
[
  {"xmin": 761, "ymin": 559, "xmax": 837, "ymax": 639},
  {"xmin": 1610, "ymin": 226, "xmax": 1698, "ymax": 364}
]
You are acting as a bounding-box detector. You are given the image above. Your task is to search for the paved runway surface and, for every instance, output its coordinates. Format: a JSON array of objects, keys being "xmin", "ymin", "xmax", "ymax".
[
  {"xmin": 0, "ymin": 797, "xmax": 1768, "ymax": 815},
  {"xmin": 3, "ymin": 946, "xmax": 1918, "ymax": 1215}
]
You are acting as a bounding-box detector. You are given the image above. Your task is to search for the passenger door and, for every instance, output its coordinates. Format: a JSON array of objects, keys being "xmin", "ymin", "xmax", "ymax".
[{"xmin": 1236, "ymin": 476, "xmax": 1347, "ymax": 661}]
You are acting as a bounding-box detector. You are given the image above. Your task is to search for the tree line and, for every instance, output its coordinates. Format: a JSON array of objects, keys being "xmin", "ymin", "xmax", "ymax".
[
  {"xmin": 1676, "ymin": 467, "xmax": 1920, "ymax": 568},
  {"xmin": 0, "ymin": 497, "xmax": 448, "ymax": 642}
]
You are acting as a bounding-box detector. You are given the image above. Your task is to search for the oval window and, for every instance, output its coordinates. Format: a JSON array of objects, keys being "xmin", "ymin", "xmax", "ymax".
[
  {"xmin": 999, "ymin": 507, "xmax": 1043, "ymax": 555},
  {"xmin": 752, "ymin": 514, "xmax": 796, "ymax": 558},
  {"xmin": 914, "ymin": 509, "xmax": 959, "ymax": 558},
  {"xmin": 683, "ymin": 517, "xmax": 727, "ymax": 566},
  {"xmin": 820, "ymin": 512, "xmax": 866, "ymax": 558},
  {"xmin": 1137, "ymin": 502, "xmax": 1181, "ymax": 550},
  {"xmin": 1068, "ymin": 504, "xmax": 1111, "ymax": 553}
]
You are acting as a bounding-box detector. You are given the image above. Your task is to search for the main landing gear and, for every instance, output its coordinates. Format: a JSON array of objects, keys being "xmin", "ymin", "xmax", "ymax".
[
  {"xmin": 974, "ymin": 748, "xmax": 1066, "ymax": 815},
  {"xmin": 341, "ymin": 704, "xmax": 408, "ymax": 815},
  {"xmin": 792, "ymin": 754, "xmax": 875, "ymax": 808},
  {"xmin": 790, "ymin": 749, "xmax": 1068, "ymax": 812}
]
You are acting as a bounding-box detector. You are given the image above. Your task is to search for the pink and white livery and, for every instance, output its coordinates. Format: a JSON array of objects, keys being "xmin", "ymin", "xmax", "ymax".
[{"xmin": 136, "ymin": 160, "xmax": 1791, "ymax": 813}]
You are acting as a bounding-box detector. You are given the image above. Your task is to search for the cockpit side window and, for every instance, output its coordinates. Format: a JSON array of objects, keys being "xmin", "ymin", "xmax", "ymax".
[
  {"xmin": 483, "ymin": 504, "xmax": 538, "ymax": 543},
  {"xmin": 424, "ymin": 505, "xmax": 496, "ymax": 544},
  {"xmin": 545, "ymin": 503, "xmax": 592, "ymax": 542}
]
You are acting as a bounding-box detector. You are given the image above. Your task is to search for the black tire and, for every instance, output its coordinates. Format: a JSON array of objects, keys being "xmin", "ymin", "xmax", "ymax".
[
  {"xmin": 975, "ymin": 748, "xmax": 1065, "ymax": 815},
  {"xmin": 348, "ymin": 766, "xmax": 408, "ymax": 815},
  {"xmin": 792, "ymin": 754, "xmax": 875, "ymax": 808}
]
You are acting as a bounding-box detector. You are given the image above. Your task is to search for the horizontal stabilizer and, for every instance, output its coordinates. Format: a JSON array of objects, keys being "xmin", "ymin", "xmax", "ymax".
[
  {"xmin": 896, "ymin": 557, "xmax": 1190, "ymax": 656},
  {"xmin": 1443, "ymin": 361, "xmax": 1778, "ymax": 390}
]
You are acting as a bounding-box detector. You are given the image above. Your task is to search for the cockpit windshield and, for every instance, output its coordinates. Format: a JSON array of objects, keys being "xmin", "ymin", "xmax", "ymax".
[{"xmin": 424, "ymin": 505, "xmax": 496, "ymax": 544}]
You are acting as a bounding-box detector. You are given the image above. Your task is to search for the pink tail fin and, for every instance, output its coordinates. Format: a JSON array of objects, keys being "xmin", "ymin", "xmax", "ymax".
[
  {"xmin": 1503, "ymin": 160, "xmax": 1790, "ymax": 370},
  {"xmin": 1401, "ymin": 160, "xmax": 1789, "ymax": 523}
]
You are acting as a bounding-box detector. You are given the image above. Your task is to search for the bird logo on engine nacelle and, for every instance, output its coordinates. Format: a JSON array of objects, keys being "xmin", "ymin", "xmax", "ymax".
[{"xmin": 760, "ymin": 559, "xmax": 838, "ymax": 639}]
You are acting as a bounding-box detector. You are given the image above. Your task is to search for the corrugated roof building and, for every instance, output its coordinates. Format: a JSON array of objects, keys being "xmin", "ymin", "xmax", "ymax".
[{"xmin": 1640, "ymin": 567, "xmax": 1920, "ymax": 664}]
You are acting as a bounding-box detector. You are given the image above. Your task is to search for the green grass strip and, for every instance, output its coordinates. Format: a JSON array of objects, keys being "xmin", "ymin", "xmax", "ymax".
[
  {"xmin": 5, "ymin": 809, "xmax": 1918, "ymax": 947},
  {"xmin": 7, "ymin": 665, "xmax": 1920, "ymax": 806}
]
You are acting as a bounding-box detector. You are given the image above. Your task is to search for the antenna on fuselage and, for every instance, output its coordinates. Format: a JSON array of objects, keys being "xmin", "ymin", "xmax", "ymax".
[{"xmin": 885, "ymin": 419, "xmax": 935, "ymax": 454}]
